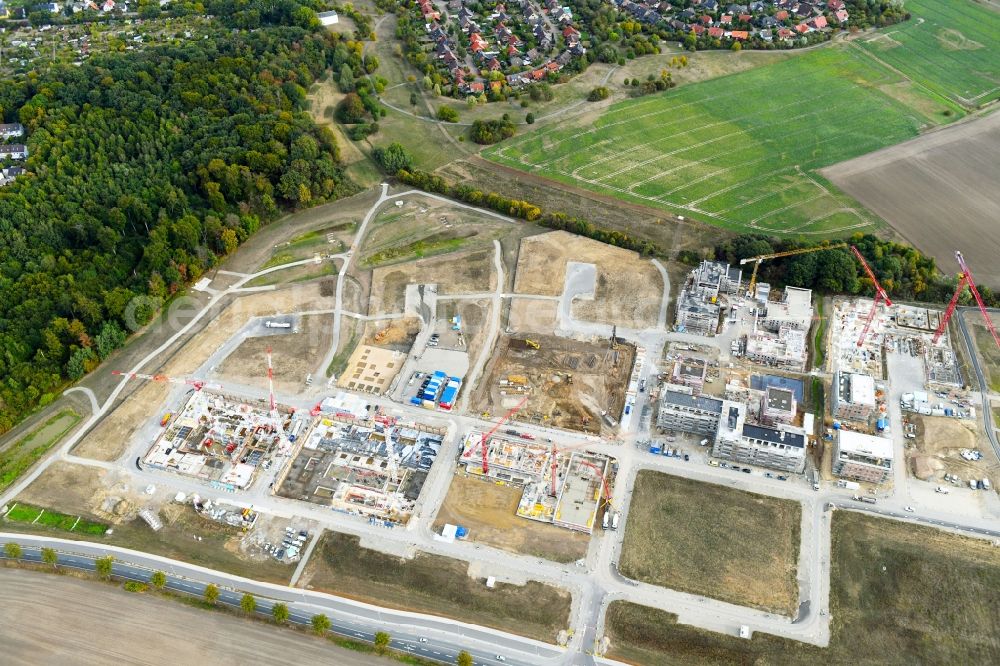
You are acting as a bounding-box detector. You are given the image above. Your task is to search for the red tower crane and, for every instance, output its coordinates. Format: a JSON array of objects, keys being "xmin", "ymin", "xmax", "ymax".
[
  {"xmin": 111, "ymin": 370, "xmax": 221, "ymax": 391},
  {"xmin": 578, "ymin": 459, "xmax": 612, "ymax": 508},
  {"xmin": 850, "ymin": 245, "xmax": 893, "ymax": 347},
  {"xmin": 932, "ymin": 251, "xmax": 1000, "ymax": 349},
  {"xmin": 463, "ymin": 394, "xmax": 529, "ymax": 473}
]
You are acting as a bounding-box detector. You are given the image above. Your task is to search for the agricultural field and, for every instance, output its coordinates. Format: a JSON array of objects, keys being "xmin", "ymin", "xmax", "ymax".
[
  {"xmin": 619, "ymin": 471, "xmax": 801, "ymax": 615},
  {"xmin": 0, "ymin": 410, "xmax": 80, "ymax": 493},
  {"xmin": 854, "ymin": 0, "xmax": 1000, "ymax": 108},
  {"xmin": 299, "ymin": 532, "xmax": 571, "ymax": 643},
  {"xmin": 605, "ymin": 512, "xmax": 1000, "ymax": 665},
  {"xmin": 486, "ymin": 46, "xmax": 952, "ymax": 236},
  {"xmin": 822, "ymin": 88, "xmax": 1000, "ymax": 286}
]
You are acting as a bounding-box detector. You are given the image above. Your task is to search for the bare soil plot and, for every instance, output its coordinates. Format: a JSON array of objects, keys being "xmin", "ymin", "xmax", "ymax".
[
  {"xmin": 620, "ymin": 471, "xmax": 801, "ymax": 616},
  {"xmin": 5, "ymin": 483, "xmax": 294, "ymax": 583},
  {"xmin": 606, "ymin": 511, "xmax": 1000, "ymax": 665},
  {"xmin": 0, "ymin": 569, "xmax": 381, "ymax": 666},
  {"xmin": 72, "ymin": 381, "xmax": 171, "ymax": 462},
  {"xmin": 432, "ymin": 473, "xmax": 589, "ymax": 563},
  {"xmin": 513, "ymin": 231, "xmax": 663, "ymax": 328},
  {"xmin": 215, "ymin": 314, "xmax": 334, "ymax": 393},
  {"xmin": 508, "ymin": 298, "xmax": 559, "ymax": 336},
  {"xmin": 907, "ymin": 415, "xmax": 997, "ymax": 482},
  {"xmin": 822, "ymin": 112, "xmax": 1000, "ymax": 287},
  {"xmin": 471, "ymin": 334, "xmax": 635, "ymax": 433},
  {"xmin": 436, "ymin": 299, "xmax": 491, "ymax": 367},
  {"xmin": 298, "ymin": 532, "xmax": 571, "ymax": 643},
  {"xmin": 369, "ymin": 249, "xmax": 494, "ymax": 314}
]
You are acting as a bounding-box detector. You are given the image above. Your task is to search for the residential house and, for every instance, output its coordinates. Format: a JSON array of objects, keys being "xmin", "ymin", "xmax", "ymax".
[
  {"xmin": 0, "ymin": 144, "xmax": 28, "ymax": 160},
  {"xmin": 0, "ymin": 123, "xmax": 25, "ymax": 140}
]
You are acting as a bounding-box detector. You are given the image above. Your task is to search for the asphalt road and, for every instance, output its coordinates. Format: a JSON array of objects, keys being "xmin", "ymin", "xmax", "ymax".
[
  {"xmin": 0, "ymin": 540, "xmax": 547, "ymax": 666},
  {"xmin": 0, "ymin": 567, "xmax": 384, "ymax": 666},
  {"xmin": 955, "ymin": 307, "xmax": 1000, "ymax": 460}
]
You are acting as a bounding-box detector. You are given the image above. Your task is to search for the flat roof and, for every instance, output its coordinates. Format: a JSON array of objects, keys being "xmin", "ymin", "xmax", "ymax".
[
  {"xmin": 840, "ymin": 371, "xmax": 876, "ymax": 406},
  {"xmin": 837, "ymin": 429, "xmax": 894, "ymax": 459},
  {"xmin": 663, "ymin": 390, "xmax": 723, "ymax": 414},
  {"xmin": 766, "ymin": 387, "xmax": 794, "ymax": 411},
  {"xmin": 742, "ymin": 424, "xmax": 805, "ymax": 448}
]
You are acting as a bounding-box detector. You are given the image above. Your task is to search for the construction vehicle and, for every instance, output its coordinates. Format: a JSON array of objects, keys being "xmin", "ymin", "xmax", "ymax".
[
  {"xmin": 850, "ymin": 245, "xmax": 893, "ymax": 348},
  {"xmin": 525, "ymin": 339, "xmax": 540, "ymax": 350},
  {"xmin": 932, "ymin": 251, "xmax": 1000, "ymax": 349},
  {"xmin": 740, "ymin": 243, "xmax": 847, "ymax": 299}
]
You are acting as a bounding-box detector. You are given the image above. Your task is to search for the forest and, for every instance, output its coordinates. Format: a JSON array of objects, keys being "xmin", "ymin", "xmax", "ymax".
[{"xmin": 0, "ymin": 2, "xmax": 353, "ymax": 433}]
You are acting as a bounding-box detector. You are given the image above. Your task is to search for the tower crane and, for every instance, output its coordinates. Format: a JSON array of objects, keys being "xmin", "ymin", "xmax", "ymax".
[
  {"xmin": 265, "ymin": 347, "xmax": 293, "ymax": 453},
  {"xmin": 740, "ymin": 243, "xmax": 847, "ymax": 299},
  {"xmin": 111, "ymin": 370, "xmax": 221, "ymax": 392},
  {"xmin": 463, "ymin": 394, "xmax": 529, "ymax": 474},
  {"xmin": 578, "ymin": 459, "xmax": 613, "ymax": 509},
  {"xmin": 850, "ymin": 245, "xmax": 893, "ymax": 347},
  {"xmin": 932, "ymin": 251, "xmax": 1000, "ymax": 349}
]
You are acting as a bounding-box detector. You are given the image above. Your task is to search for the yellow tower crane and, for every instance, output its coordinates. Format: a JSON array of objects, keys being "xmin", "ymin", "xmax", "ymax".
[{"xmin": 739, "ymin": 243, "xmax": 848, "ymax": 299}]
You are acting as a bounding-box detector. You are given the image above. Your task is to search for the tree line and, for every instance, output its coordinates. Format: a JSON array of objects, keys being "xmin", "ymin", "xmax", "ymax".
[
  {"xmin": 395, "ymin": 168, "xmax": 660, "ymax": 256},
  {"xmin": 0, "ymin": 4, "xmax": 354, "ymax": 433},
  {"xmin": 710, "ymin": 234, "xmax": 1000, "ymax": 307}
]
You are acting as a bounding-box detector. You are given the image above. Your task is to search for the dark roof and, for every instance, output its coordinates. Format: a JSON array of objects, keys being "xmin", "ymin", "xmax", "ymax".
[
  {"xmin": 742, "ymin": 424, "xmax": 805, "ymax": 448},
  {"xmin": 664, "ymin": 390, "xmax": 723, "ymax": 414},
  {"xmin": 766, "ymin": 387, "xmax": 794, "ymax": 411}
]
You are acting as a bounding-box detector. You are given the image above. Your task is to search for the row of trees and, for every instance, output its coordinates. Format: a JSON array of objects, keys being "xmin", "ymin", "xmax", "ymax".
[
  {"xmin": 395, "ymin": 168, "xmax": 660, "ymax": 256},
  {"xmin": 2, "ymin": 542, "xmax": 474, "ymax": 663},
  {"xmin": 711, "ymin": 233, "xmax": 1000, "ymax": 308},
  {"xmin": 0, "ymin": 5, "xmax": 354, "ymax": 434}
]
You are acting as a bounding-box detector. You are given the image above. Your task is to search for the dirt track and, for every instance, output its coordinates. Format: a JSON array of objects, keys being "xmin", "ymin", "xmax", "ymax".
[
  {"xmin": 822, "ymin": 112, "xmax": 1000, "ymax": 287},
  {"xmin": 0, "ymin": 568, "xmax": 380, "ymax": 666}
]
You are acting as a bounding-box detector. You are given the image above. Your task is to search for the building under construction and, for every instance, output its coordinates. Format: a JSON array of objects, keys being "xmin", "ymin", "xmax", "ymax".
[
  {"xmin": 459, "ymin": 431, "xmax": 612, "ymax": 534},
  {"xmin": 142, "ymin": 390, "xmax": 299, "ymax": 490},
  {"xmin": 275, "ymin": 413, "xmax": 443, "ymax": 522}
]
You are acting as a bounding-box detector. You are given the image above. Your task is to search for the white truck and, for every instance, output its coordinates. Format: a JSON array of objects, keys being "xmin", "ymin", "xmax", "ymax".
[
  {"xmin": 265, "ymin": 320, "xmax": 291, "ymax": 329},
  {"xmin": 611, "ymin": 512, "xmax": 620, "ymax": 530},
  {"xmin": 602, "ymin": 511, "xmax": 610, "ymax": 530},
  {"xmin": 739, "ymin": 625, "xmax": 750, "ymax": 639},
  {"xmin": 837, "ymin": 480, "xmax": 860, "ymax": 491}
]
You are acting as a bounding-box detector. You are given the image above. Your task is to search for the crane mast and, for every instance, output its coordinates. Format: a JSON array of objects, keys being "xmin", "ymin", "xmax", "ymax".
[
  {"xmin": 463, "ymin": 394, "xmax": 529, "ymax": 474},
  {"xmin": 850, "ymin": 245, "xmax": 893, "ymax": 347},
  {"xmin": 955, "ymin": 251, "xmax": 1000, "ymax": 349}
]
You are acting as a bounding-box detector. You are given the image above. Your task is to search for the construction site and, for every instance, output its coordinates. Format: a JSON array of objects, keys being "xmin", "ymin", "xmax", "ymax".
[
  {"xmin": 275, "ymin": 407, "xmax": 444, "ymax": 523},
  {"xmin": 828, "ymin": 298, "xmax": 962, "ymax": 384},
  {"xmin": 141, "ymin": 389, "xmax": 300, "ymax": 491},
  {"xmin": 470, "ymin": 334, "xmax": 636, "ymax": 434},
  {"xmin": 457, "ymin": 428, "xmax": 614, "ymax": 534}
]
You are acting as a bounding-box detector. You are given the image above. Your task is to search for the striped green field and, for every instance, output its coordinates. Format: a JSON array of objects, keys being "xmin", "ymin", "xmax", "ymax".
[
  {"xmin": 485, "ymin": 44, "xmax": 956, "ymax": 236},
  {"xmin": 855, "ymin": 0, "xmax": 1000, "ymax": 107}
]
